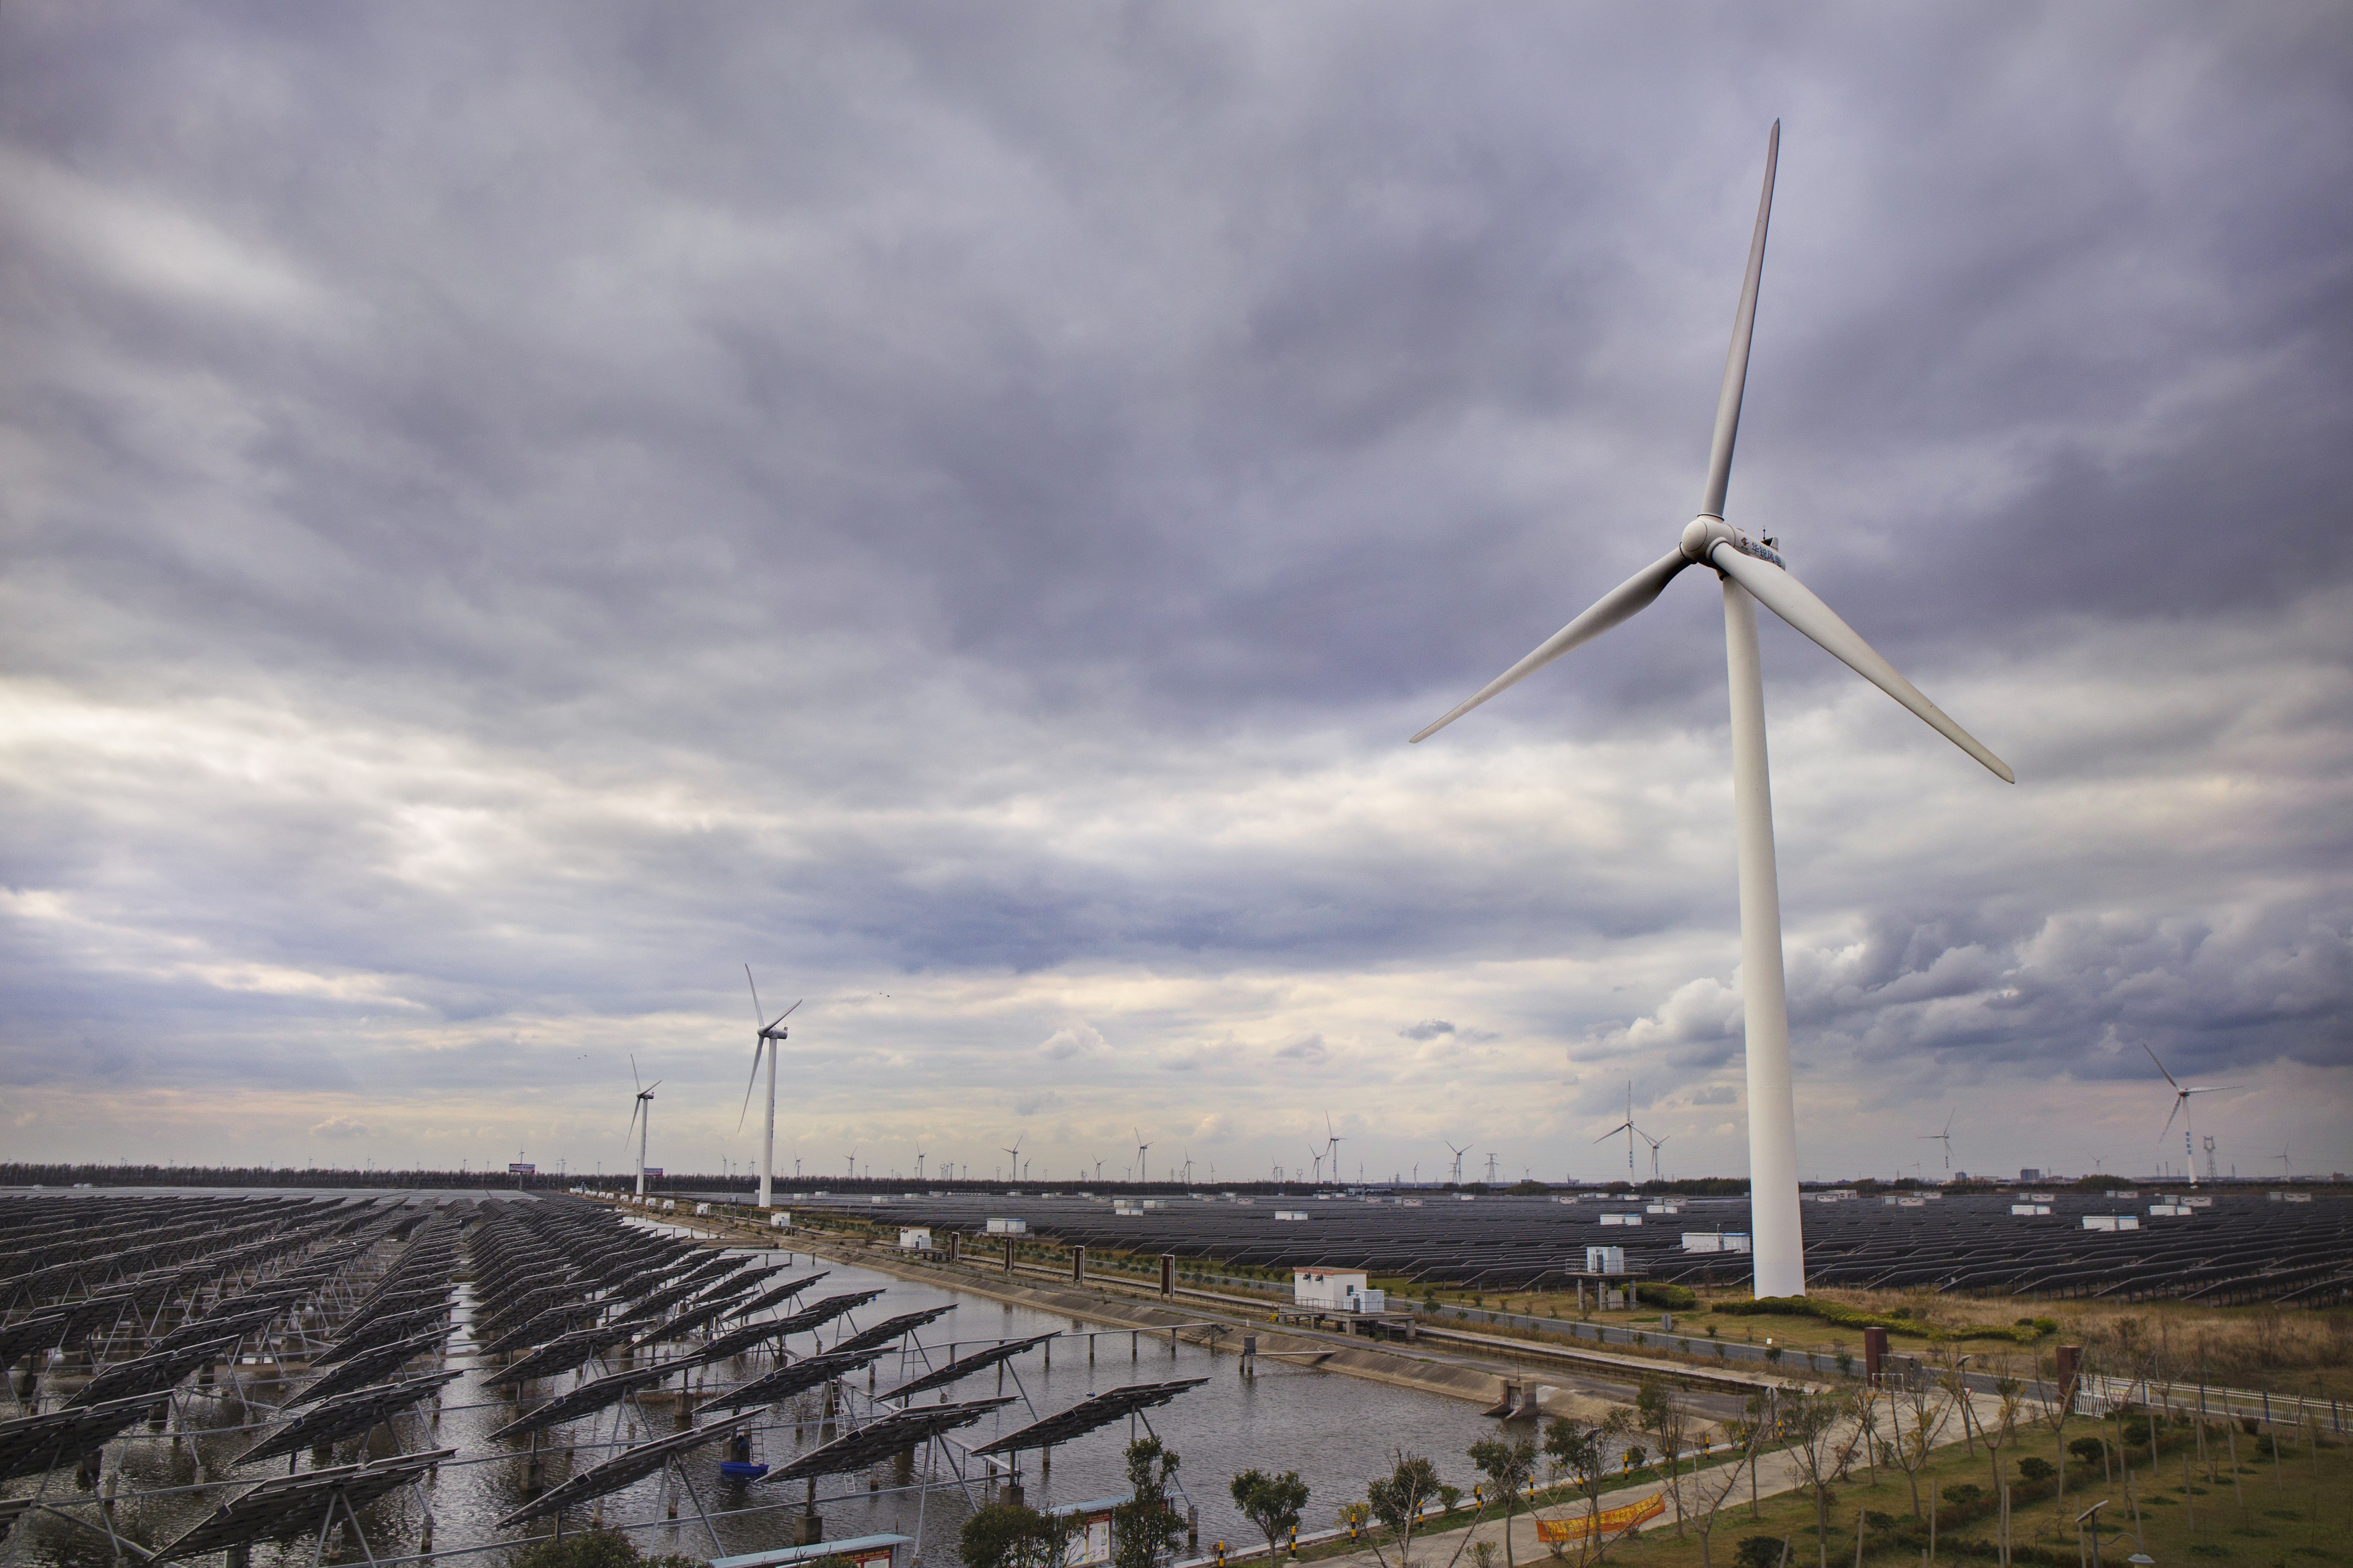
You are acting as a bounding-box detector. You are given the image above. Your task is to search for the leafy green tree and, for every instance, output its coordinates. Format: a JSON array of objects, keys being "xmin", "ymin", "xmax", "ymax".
[
  {"xmin": 1468, "ymin": 1435, "xmax": 1538, "ymax": 1568},
  {"xmin": 963, "ymin": 1502, "xmax": 1049, "ymax": 1568},
  {"xmin": 1112, "ymin": 1437, "xmax": 1184, "ymax": 1568},
  {"xmin": 1230, "ymin": 1469, "xmax": 1309, "ymax": 1566},
  {"xmin": 511, "ymin": 1529, "xmax": 642, "ymax": 1568}
]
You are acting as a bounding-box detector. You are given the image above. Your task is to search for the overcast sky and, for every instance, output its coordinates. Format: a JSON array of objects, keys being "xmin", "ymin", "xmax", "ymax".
[{"xmin": 4, "ymin": 2, "xmax": 2348, "ymax": 1188}]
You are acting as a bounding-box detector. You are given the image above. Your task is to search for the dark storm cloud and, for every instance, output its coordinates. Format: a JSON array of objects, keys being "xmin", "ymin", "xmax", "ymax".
[{"xmin": 2, "ymin": 1, "xmax": 2347, "ymax": 1173}]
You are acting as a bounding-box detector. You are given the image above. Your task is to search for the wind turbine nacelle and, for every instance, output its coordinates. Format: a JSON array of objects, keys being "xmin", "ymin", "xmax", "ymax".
[{"xmin": 1680, "ymin": 516, "xmax": 1784, "ymax": 571}]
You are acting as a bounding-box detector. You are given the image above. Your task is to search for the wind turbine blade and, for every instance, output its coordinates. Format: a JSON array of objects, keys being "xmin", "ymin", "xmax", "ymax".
[
  {"xmin": 2141, "ymin": 1043, "xmax": 2180, "ymax": 1091},
  {"xmin": 775, "ymin": 998, "xmax": 803, "ymax": 1024},
  {"xmin": 2160, "ymin": 1097, "xmax": 2182, "ymax": 1141},
  {"xmin": 736, "ymin": 1042, "xmax": 764, "ymax": 1133},
  {"xmin": 1701, "ymin": 121, "xmax": 1778, "ymax": 519},
  {"xmin": 1412, "ymin": 548, "xmax": 1693, "ymax": 742},
  {"xmin": 746, "ymin": 965, "xmax": 763, "ymax": 1029},
  {"xmin": 1707, "ymin": 543, "xmax": 2014, "ymax": 783},
  {"xmin": 631, "ymin": 1054, "xmax": 641, "ymax": 1094}
]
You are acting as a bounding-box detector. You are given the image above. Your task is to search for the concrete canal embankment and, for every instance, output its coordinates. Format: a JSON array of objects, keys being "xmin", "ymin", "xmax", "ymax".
[{"xmin": 640, "ymin": 1204, "xmax": 1795, "ymax": 1421}]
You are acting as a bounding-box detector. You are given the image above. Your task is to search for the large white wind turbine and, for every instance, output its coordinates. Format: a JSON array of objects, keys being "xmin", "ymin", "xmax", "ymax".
[
  {"xmin": 1444, "ymin": 1140, "xmax": 1469, "ymax": 1186},
  {"xmin": 625, "ymin": 1056, "xmax": 660, "ymax": 1198},
  {"xmin": 2146, "ymin": 1044, "xmax": 2236, "ymax": 1189},
  {"xmin": 1412, "ymin": 124, "xmax": 2012, "ymax": 1297},
  {"xmin": 738, "ymin": 968, "xmax": 801, "ymax": 1209}
]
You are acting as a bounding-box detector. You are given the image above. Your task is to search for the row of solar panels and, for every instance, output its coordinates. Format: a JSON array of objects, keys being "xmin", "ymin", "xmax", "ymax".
[
  {"xmin": 2, "ymin": 1192, "xmax": 1211, "ymax": 1560},
  {"xmin": 781, "ymin": 1189, "xmax": 2350, "ymax": 1301}
]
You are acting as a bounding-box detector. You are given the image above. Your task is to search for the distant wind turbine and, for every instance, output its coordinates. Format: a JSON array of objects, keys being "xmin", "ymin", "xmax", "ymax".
[
  {"xmin": 1919, "ymin": 1112, "xmax": 1955, "ymax": 1174},
  {"xmin": 1408, "ymin": 124, "xmax": 2010, "ymax": 1297},
  {"xmin": 1595, "ymin": 1084, "xmax": 1647, "ymax": 1183},
  {"xmin": 1133, "ymin": 1129, "xmax": 1151, "ymax": 1186},
  {"xmin": 1445, "ymin": 1141, "xmax": 1469, "ymax": 1186},
  {"xmin": 737, "ymin": 968, "xmax": 800, "ymax": 1209},
  {"xmin": 625, "ymin": 1057, "xmax": 659, "ymax": 1198},
  {"xmin": 2146, "ymin": 1044, "xmax": 2238, "ymax": 1189}
]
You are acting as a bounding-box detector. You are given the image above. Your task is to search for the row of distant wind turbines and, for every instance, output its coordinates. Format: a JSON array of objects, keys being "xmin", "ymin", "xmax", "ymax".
[{"xmin": 607, "ymin": 963, "xmax": 2277, "ymax": 1222}]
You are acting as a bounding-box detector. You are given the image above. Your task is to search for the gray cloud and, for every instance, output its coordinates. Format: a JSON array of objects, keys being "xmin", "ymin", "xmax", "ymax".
[{"xmin": 1, "ymin": 2, "xmax": 2346, "ymax": 1181}]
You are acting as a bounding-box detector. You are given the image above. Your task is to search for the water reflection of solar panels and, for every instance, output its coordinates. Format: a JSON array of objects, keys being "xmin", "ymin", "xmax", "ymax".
[
  {"xmin": 881, "ymin": 1334, "xmax": 1057, "ymax": 1402},
  {"xmin": 696, "ymin": 1349, "xmax": 890, "ymax": 1414},
  {"xmin": 486, "ymin": 1366, "xmax": 669, "ymax": 1443},
  {"xmin": 0, "ymin": 1395, "xmax": 162, "ymax": 1482},
  {"xmin": 154, "ymin": 1448, "xmax": 454, "ymax": 1562},
  {"xmin": 758, "ymin": 1398, "xmax": 1015, "ymax": 1484},
  {"xmin": 235, "ymin": 1371, "xmax": 465, "ymax": 1467},
  {"xmin": 973, "ymin": 1380, "xmax": 1208, "ymax": 1456},
  {"xmin": 495, "ymin": 1420, "xmax": 746, "ymax": 1529}
]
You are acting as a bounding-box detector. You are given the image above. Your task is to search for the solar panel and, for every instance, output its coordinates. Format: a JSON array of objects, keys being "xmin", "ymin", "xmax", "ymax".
[
  {"xmin": 880, "ymin": 1335, "xmax": 1056, "ymax": 1403},
  {"xmin": 67, "ymin": 1337, "xmax": 242, "ymax": 1409},
  {"xmin": 153, "ymin": 1448, "xmax": 454, "ymax": 1562},
  {"xmin": 234, "ymin": 1372, "xmax": 465, "ymax": 1467},
  {"xmin": 825, "ymin": 1305, "xmax": 956, "ymax": 1359},
  {"xmin": 316, "ymin": 1303, "xmax": 451, "ymax": 1366},
  {"xmin": 0, "ymin": 1395, "xmax": 164, "ymax": 1483},
  {"xmin": 696, "ymin": 1349, "xmax": 890, "ymax": 1414},
  {"xmin": 727, "ymin": 1272, "xmax": 831, "ymax": 1321},
  {"xmin": 485, "ymin": 1366, "xmax": 669, "ymax": 1443},
  {"xmin": 757, "ymin": 1399, "xmax": 1015, "ymax": 1484},
  {"xmin": 492, "ymin": 1323, "xmax": 638, "ymax": 1386},
  {"xmin": 477, "ymin": 1301, "xmax": 605, "ymax": 1358},
  {"xmin": 973, "ymin": 1380, "xmax": 1207, "ymax": 1456},
  {"xmin": 287, "ymin": 1329, "xmax": 450, "ymax": 1408},
  {"xmin": 494, "ymin": 1420, "xmax": 746, "ymax": 1529},
  {"xmin": 627, "ymin": 1287, "xmax": 756, "ymax": 1349},
  {"xmin": 755, "ymin": 1290, "xmax": 885, "ymax": 1344}
]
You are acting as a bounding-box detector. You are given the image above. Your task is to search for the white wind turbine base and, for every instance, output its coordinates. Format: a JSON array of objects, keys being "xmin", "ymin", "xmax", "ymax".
[{"xmin": 1411, "ymin": 124, "xmax": 2012, "ymax": 1299}]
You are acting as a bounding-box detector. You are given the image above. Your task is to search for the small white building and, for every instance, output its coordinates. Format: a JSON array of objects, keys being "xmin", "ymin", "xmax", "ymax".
[
  {"xmin": 770, "ymin": 1211, "xmax": 792, "ymax": 1229},
  {"xmin": 1294, "ymin": 1268, "xmax": 1384, "ymax": 1313},
  {"xmin": 985, "ymin": 1217, "xmax": 1028, "ymax": 1235},
  {"xmin": 2081, "ymin": 1215, "xmax": 2141, "ymax": 1232},
  {"xmin": 897, "ymin": 1228, "xmax": 932, "ymax": 1251},
  {"xmin": 1584, "ymin": 1245, "xmax": 1626, "ymax": 1274},
  {"xmin": 1273, "ymin": 1210, "xmax": 1310, "ymax": 1221},
  {"xmin": 1599, "ymin": 1212, "xmax": 1642, "ymax": 1227},
  {"xmin": 694, "ymin": 1203, "xmax": 712, "ymax": 1216}
]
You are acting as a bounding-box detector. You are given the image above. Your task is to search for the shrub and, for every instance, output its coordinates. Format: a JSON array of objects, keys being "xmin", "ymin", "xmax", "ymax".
[
  {"xmin": 1941, "ymin": 1484, "xmax": 1983, "ymax": 1507},
  {"xmin": 2016, "ymin": 1457, "xmax": 2055, "ymax": 1483},
  {"xmin": 1733, "ymin": 1536, "xmax": 1788, "ymax": 1568},
  {"xmin": 1634, "ymin": 1282, "xmax": 1697, "ymax": 1310},
  {"xmin": 511, "ymin": 1530, "xmax": 642, "ymax": 1568},
  {"xmin": 2068, "ymin": 1437, "xmax": 2108, "ymax": 1466}
]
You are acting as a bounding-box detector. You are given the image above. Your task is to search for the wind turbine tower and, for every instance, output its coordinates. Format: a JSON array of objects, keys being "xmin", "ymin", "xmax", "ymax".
[
  {"xmin": 625, "ymin": 1057, "xmax": 659, "ymax": 1198},
  {"xmin": 1445, "ymin": 1141, "xmax": 1469, "ymax": 1186},
  {"xmin": 739, "ymin": 969, "xmax": 800, "ymax": 1209},
  {"xmin": 1410, "ymin": 125, "xmax": 2012, "ymax": 1295},
  {"xmin": 1133, "ymin": 1130, "xmax": 1151, "ymax": 1186}
]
